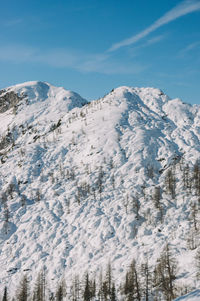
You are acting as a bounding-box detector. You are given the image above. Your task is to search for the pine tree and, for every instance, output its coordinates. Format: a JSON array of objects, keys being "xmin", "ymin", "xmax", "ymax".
[
  {"xmin": 97, "ymin": 166, "xmax": 104, "ymax": 200},
  {"xmin": 183, "ymin": 164, "xmax": 190, "ymax": 192},
  {"xmin": 110, "ymin": 283, "xmax": 116, "ymax": 301},
  {"xmin": 98, "ymin": 270, "xmax": 104, "ymax": 301},
  {"xmin": 83, "ymin": 273, "xmax": 91, "ymax": 301},
  {"xmin": 16, "ymin": 275, "xmax": 29, "ymax": 301},
  {"xmin": 2, "ymin": 287, "xmax": 8, "ymax": 301},
  {"xmin": 102, "ymin": 281, "xmax": 109, "ymax": 301},
  {"xmin": 3, "ymin": 204, "xmax": 10, "ymax": 234},
  {"xmin": 32, "ymin": 269, "xmax": 46, "ymax": 301},
  {"xmin": 190, "ymin": 202, "xmax": 198, "ymax": 231},
  {"xmin": 165, "ymin": 169, "xmax": 176, "ymax": 199},
  {"xmin": 71, "ymin": 275, "xmax": 80, "ymax": 301},
  {"xmin": 124, "ymin": 259, "xmax": 141, "ymax": 301},
  {"xmin": 154, "ymin": 244, "xmax": 177, "ymax": 301},
  {"xmin": 141, "ymin": 261, "xmax": 151, "ymax": 301},
  {"xmin": 153, "ymin": 186, "xmax": 162, "ymax": 209},
  {"xmin": 193, "ymin": 160, "xmax": 200, "ymax": 196},
  {"xmin": 91, "ymin": 279, "xmax": 96, "ymax": 299},
  {"xmin": 55, "ymin": 280, "xmax": 65, "ymax": 301},
  {"xmin": 99, "ymin": 262, "xmax": 112, "ymax": 301},
  {"xmin": 106, "ymin": 262, "xmax": 112, "ymax": 296}
]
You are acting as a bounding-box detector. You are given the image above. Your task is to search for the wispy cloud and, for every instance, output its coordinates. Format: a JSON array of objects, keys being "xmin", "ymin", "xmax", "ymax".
[
  {"xmin": 0, "ymin": 44, "xmax": 146, "ymax": 75},
  {"xmin": 126, "ymin": 34, "xmax": 166, "ymax": 58},
  {"xmin": 78, "ymin": 53, "xmax": 146, "ymax": 74},
  {"xmin": 2, "ymin": 18, "xmax": 23, "ymax": 27},
  {"xmin": 0, "ymin": 45, "xmax": 36, "ymax": 62},
  {"xmin": 108, "ymin": 0, "xmax": 200, "ymax": 52},
  {"xmin": 145, "ymin": 35, "xmax": 166, "ymax": 46},
  {"xmin": 178, "ymin": 41, "xmax": 200, "ymax": 56}
]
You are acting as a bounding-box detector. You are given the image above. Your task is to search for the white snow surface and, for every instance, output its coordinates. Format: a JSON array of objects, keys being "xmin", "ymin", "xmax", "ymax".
[{"xmin": 0, "ymin": 81, "xmax": 200, "ymax": 297}]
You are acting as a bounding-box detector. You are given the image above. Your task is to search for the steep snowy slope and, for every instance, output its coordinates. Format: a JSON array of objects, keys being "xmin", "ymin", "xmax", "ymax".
[{"xmin": 0, "ymin": 82, "xmax": 199, "ymax": 299}]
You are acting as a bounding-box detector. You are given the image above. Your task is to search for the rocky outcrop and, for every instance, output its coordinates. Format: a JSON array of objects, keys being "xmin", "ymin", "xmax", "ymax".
[{"xmin": 0, "ymin": 90, "xmax": 24, "ymax": 114}]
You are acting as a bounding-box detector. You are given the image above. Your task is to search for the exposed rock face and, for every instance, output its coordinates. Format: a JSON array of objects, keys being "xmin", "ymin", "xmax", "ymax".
[
  {"xmin": 0, "ymin": 131, "xmax": 13, "ymax": 151},
  {"xmin": 0, "ymin": 90, "xmax": 24, "ymax": 114}
]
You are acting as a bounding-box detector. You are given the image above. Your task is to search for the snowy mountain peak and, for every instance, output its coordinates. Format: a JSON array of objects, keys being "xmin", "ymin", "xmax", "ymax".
[
  {"xmin": 0, "ymin": 81, "xmax": 88, "ymax": 136},
  {"xmin": 102, "ymin": 85, "xmax": 170, "ymax": 117},
  {"xmin": 4, "ymin": 80, "xmax": 88, "ymax": 107},
  {"xmin": 110, "ymin": 85, "xmax": 165, "ymax": 98}
]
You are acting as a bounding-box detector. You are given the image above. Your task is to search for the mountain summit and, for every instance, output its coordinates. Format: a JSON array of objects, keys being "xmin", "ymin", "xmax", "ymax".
[{"xmin": 0, "ymin": 82, "xmax": 199, "ymax": 299}]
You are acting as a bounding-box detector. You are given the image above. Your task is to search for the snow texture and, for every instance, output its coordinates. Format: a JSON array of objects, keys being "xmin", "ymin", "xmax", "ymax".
[{"xmin": 174, "ymin": 289, "xmax": 200, "ymax": 300}]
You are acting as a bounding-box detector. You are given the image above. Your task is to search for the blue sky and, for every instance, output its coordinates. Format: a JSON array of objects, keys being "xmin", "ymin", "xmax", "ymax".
[{"xmin": 0, "ymin": 0, "xmax": 200, "ymax": 104}]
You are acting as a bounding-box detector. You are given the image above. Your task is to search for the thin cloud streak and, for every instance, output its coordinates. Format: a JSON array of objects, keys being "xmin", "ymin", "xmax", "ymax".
[
  {"xmin": 0, "ymin": 44, "xmax": 146, "ymax": 75},
  {"xmin": 0, "ymin": 45, "xmax": 36, "ymax": 62},
  {"xmin": 126, "ymin": 34, "xmax": 166, "ymax": 58},
  {"xmin": 145, "ymin": 35, "xmax": 166, "ymax": 46},
  {"xmin": 2, "ymin": 18, "xmax": 23, "ymax": 27},
  {"xmin": 178, "ymin": 41, "xmax": 200, "ymax": 56},
  {"xmin": 108, "ymin": 0, "xmax": 200, "ymax": 52}
]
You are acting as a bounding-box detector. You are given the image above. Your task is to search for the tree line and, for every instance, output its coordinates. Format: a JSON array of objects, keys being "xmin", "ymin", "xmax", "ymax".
[{"xmin": 2, "ymin": 242, "xmax": 200, "ymax": 301}]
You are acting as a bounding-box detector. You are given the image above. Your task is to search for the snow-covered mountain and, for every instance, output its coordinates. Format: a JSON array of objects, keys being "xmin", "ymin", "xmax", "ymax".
[{"xmin": 0, "ymin": 81, "xmax": 199, "ymax": 300}]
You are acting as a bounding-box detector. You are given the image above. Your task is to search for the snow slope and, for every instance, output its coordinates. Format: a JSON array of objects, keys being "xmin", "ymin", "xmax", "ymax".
[
  {"xmin": 174, "ymin": 289, "xmax": 200, "ymax": 301},
  {"xmin": 0, "ymin": 81, "xmax": 199, "ymax": 298}
]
